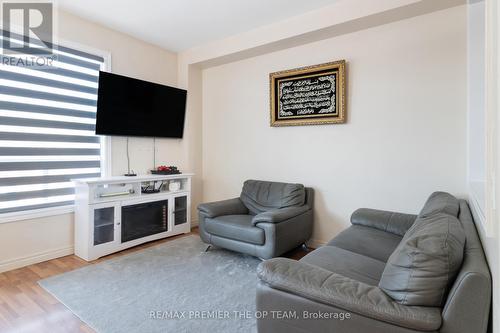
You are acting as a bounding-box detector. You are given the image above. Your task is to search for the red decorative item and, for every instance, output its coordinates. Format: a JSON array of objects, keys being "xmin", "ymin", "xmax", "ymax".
[{"xmin": 151, "ymin": 165, "xmax": 181, "ymax": 175}]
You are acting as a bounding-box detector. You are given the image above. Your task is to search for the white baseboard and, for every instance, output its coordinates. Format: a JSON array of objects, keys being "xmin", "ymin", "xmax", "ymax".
[
  {"xmin": 1, "ymin": 218, "xmax": 197, "ymax": 274},
  {"xmin": 307, "ymin": 238, "xmax": 326, "ymax": 249},
  {"xmin": 0, "ymin": 233, "xmax": 321, "ymax": 273},
  {"xmin": 0, "ymin": 246, "xmax": 74, "ymax": 273}
]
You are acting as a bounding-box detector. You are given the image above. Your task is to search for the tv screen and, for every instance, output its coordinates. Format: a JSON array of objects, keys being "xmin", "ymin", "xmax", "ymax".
[{"xmin": 95, "ymin": 71, "xmax": 187, "ymax": 138}]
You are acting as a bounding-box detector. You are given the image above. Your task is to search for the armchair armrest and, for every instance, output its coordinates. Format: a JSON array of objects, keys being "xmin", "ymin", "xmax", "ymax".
[
  {"xmin": 257, "ymin": 258, "xmax": 441, "ymax": 332},
  {"xmin": 197, "ymin": 198, "xmax": 248, "ymax": 218},
  {"xmin": 252, "ymin": 206, "xmax": 309, "ymax": 225},
  {"xmin": 351, "ymin": 208, "xmax": 417, "ymax": 236}
]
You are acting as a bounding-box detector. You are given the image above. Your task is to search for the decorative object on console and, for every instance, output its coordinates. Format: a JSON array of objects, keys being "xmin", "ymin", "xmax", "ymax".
[
  {"xmin": 141, "ymin": 181, "xmax": 164, "ymax": 194},
  {"xmin": 151, "ymin": 165, "xmax": 181, "ymax": 175},
  {"xmin": 269, "ymin": 60, "xmax": 346, "ymax": 126},
  {"xmin": 169, "ymin": 181, "xmax": 181, "ymax": 192}
]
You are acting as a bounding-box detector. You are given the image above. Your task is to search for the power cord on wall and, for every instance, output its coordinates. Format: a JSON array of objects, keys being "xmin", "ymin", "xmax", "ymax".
[
  {"xmin": 124, "ymin": 137, "xmax": 136, "ymax": 176},
  {"xmin": 153, "ymin": 137, "xmax": 156, "ymax": 169}
]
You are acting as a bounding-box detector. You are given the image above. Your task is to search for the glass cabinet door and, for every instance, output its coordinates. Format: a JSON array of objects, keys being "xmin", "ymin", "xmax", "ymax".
[
  {"xmin": 93, "ymin": 206, "xmax": 115, "ymax": 245},
  {"xmin": 173, "ymin": 195, "xmax": 188, "ymax": 225}
]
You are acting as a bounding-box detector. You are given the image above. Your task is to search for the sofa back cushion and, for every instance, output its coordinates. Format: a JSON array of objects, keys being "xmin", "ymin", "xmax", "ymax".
[
  {"xmin": 419, "ymin": 191, "xmax": 460, "ymax": 218},
  {"xmin": 379, "ymin": 213, "xmax": 466, "ymax": 306},
  {"xmin": 240, "ymin": 180, "xmax": 305, "ymax": 215}
]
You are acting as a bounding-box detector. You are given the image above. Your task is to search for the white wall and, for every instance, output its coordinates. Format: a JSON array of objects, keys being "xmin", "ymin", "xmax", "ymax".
[
  {"xmin": 468, "ymin": 1, "xmax": 486, "ymax": 183},
  {"xmin": 0, "ymin": 10, "xmax": 180, "ymax": 272},
  {"xmin": 202, "ymin": 6, "xmax": 467, "ymax": 245},
  {"xmin": 467, "ymin": 1, "xmax": 487, "ymax": 226}
]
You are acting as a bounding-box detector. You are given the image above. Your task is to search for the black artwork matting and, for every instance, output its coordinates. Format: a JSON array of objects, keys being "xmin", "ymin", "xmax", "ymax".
[{"xmin": 273, "ymin": 68, "xmax": 338, "ymax": 120}]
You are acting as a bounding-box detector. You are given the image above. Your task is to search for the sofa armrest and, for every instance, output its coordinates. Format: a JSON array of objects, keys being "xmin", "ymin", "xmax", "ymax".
[
  {"xmin": 351, "ymin": 208, "xmax": 417, "ymax": 236},
  {"xmin": 197, "ymin": 198, "xmax": 248, "ymax": 218},
  {"xmin": 252, "ymin": 206, "xmax": 309, "ymax": 225},
  {"xmin": 257, "ymin": 258, "xmax": 441, "ymax": 331}
]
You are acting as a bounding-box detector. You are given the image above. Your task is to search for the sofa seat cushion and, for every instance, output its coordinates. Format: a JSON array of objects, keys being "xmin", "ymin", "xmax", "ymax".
[
  {"xmin": 300, "ymin": 245, "xmax": 386, "ymax": 286},
  {"xmin": 205, "ymin": 215, "xmax": 265, "ymax": 245},
  {"xmin": 327, "ymin": 225, "xmax": 403, "ymax": 262},
  {"xmin": 379, "ymin": 213, "xmax": 466, "ymax": 306}
]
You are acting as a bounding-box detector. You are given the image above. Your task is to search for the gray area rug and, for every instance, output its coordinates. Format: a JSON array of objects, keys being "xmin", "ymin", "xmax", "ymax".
[{"xmin": 39, "ymin": 235, "xmax": 260, "ymax": 333}]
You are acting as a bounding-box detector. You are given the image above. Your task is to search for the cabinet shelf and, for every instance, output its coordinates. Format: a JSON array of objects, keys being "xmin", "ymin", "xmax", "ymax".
[{"xmin": 94, "ymin": 222, "xmax": 114, "ymax": 228}]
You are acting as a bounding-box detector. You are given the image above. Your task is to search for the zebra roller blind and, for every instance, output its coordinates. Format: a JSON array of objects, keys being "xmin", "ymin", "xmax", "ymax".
[{"xmin": 0, "ymin": 33, "xmax": 105, "ymax": 214}]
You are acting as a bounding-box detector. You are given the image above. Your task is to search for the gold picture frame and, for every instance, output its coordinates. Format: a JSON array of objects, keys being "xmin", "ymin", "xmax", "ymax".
[{"xmin": 269, "ymin": 60, "xmax": 346, "ymax": 127}]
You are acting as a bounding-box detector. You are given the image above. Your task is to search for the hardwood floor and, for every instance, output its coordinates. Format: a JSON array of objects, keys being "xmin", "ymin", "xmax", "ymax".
[{"xmin": 0, "ymin": 229, "xmax": 309, "ymax": 333}]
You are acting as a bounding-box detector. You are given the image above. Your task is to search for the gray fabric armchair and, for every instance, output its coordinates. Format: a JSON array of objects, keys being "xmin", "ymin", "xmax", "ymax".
[{"xmin": 197, "ymin": 180, "xmax": 314, "ymax": 259}]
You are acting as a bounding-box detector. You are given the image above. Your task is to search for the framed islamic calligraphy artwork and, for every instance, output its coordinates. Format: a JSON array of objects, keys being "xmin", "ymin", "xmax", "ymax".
[{"xmin": 269, "ymin": 60, "xmax": 346, "ymax": 126}]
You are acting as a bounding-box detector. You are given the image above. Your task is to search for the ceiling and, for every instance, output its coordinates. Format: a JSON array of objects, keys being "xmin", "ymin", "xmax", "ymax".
[{"xmin": 57, "ymin": 0, "xmax": 339, "ymax": 52}]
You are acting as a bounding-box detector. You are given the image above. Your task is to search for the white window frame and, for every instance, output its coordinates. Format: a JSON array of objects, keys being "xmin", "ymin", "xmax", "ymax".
[{"xmin": 0, "ymin": 39, "xmax": 112, "ymax": 224}]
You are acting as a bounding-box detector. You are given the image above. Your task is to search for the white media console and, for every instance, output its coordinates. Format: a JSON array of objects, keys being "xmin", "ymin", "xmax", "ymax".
[{"xmin": 73, "ymin": 174, "xmax": 193, "ymax": 261}]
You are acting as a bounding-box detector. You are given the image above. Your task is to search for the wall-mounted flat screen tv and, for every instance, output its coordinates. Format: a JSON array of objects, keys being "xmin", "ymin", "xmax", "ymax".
[{"xmin": 95, "ymin": 71, "xmax": 187, "ymax": 138}]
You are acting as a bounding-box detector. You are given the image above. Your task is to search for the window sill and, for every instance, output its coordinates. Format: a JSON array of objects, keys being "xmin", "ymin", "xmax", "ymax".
[{"xmin": 0, "ymin": 205, "xmax": 75, "ymax": 224}]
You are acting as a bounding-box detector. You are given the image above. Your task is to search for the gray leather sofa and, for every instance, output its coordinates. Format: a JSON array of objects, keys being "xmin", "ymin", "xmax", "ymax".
[
  {"xmin": 256, "ymin": 192, "xmax": 491, "ymax": 333},
  {"xmin": 197, "ymin": 180, "xmax": 313, "ymax": 259}
]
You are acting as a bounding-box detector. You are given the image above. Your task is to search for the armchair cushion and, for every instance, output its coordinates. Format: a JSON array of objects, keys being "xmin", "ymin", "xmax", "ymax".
[
  {"xmin": 351, "ymin": 208, "xmax": 417, "ymax": 236},
  {"xmin": 251, "ymin": 205, "xmax": 309, "ymax": 225},
  {"xmin": 257, "ymin": 258, "xmax": 442, "ymax": 331},
  {"xmin": 197, "ymin": 198, "xmax": 248, "ymax": 218},
  {"xmin": 204, "ymin": 215, "xmax": 265, "ymax": 245},
  {"xmin": 240, "ymin": 180, "xmax": 305, "ymax": 214}
]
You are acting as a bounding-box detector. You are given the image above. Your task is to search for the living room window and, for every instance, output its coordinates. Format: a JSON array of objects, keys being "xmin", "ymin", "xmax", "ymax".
[{"xmin": 0, "ymin": 36, "xmax": 107, "ymax": 218}]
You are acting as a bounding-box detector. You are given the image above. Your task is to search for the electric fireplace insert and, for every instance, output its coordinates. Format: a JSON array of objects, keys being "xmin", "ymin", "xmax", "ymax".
[{"xmin": 121, "ymin": 200, "xmax": 168, "ymax": 243}]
